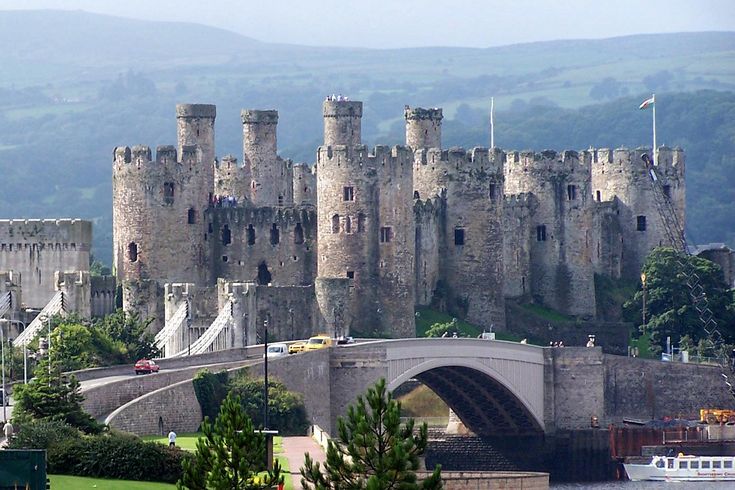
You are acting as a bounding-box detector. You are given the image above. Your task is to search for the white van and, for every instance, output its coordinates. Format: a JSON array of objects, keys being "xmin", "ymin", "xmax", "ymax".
[{"xmin": 264, "ymin": 343, "xmax": 289, "ymax": 358}]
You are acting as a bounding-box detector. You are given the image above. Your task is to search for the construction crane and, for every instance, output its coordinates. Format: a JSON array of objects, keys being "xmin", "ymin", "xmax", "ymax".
[{"xmin": 641, "ymin": 153, "xmax": 735, "ymax": 399}]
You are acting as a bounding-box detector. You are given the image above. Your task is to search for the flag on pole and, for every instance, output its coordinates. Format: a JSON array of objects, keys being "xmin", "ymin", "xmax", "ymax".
[{"xmin": 639, "ymin": 96, "xmax": 655, "ymax": 110}]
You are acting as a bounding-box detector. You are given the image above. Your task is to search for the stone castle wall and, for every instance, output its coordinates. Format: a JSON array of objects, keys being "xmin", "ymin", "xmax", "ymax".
[{"xmin": 0, "ymin": 219, "xmax": 91, "ymax": 308}]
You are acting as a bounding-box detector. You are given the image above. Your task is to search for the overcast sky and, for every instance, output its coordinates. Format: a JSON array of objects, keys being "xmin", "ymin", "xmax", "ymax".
[{"xmin": 1, "ymin": 0, "xmax": 733, "ymax": 48}]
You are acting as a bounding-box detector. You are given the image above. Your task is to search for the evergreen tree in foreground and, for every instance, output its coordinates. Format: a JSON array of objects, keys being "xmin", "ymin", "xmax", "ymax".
[
  {"xmin": 12, "ymin": 357, "xmax": 100, "ymax": 434},
  {"xmin": 300, "ymin": 378, "xmax": 442, "ymax": 490},
  {"xmin": 178, "ymin": 393, "xmax": 282, "ymax": 490}
]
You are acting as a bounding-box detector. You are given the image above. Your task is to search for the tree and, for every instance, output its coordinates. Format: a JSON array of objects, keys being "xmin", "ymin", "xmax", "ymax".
[
  {"xmin": 300, "ymin": 378, "xmax": 442, "ymax": 490},
  {"xmin": 12, "ymin": 357, "xmax": 101, "ymax": 434},
  {"xmin": 95, "ymin": 309, "xmax": 159, "ymax": 361},
  {"xmin": 624, "ymin": 247, "xmax": 735, "ymax": 354},
  {"xmin": 229, "ymin": 377, "xmax": 309, "ymax": 436},
  {"xmin": 425, "ymin": 319, "xmax": 470, "ymax": 338},
  {"xmin": 178, "ymin": 393, "xmax": 282, "ymax": 490}
]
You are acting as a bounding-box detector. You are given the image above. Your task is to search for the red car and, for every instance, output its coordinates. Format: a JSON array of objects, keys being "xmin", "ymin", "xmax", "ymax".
[{"xmin": 134, "ymin": 359, "xmax": 160, "ymax": 375}]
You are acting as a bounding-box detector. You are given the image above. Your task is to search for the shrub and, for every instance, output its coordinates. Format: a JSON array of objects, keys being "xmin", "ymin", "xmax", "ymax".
[
  {"xmin": 48, "ymin": 432, "xmax": 191, "ymax": 483},
  {"xmin": 8, "ymin": 419, "xmax": 82, "ymax": 450},
  {"xmin": 228, "ymin": 376, "xmax": 309, "ymax": 435}
]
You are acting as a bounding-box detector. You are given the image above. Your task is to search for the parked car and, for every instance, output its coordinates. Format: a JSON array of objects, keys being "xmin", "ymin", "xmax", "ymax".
[
  {"xmin": 336, "ymin": 335, "xmax": 355, "ymax": 345},
  {"xmin": 304, "ymin": 335, "xmax": 333, "ymax": 351},
  {"xmin": 264, "ymin": 343, "xmax": 289, "ymax": 358},
  {"xmin": 134, "ymin": 359, "xmax": 160, "ymax": 375},
  {"xmin": 288, "ymin": 341, "xmax": 307, "ymax": 354}
]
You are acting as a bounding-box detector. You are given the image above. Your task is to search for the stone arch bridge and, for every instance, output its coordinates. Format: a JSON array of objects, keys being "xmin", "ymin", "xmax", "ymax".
[{"xmin": 98, "ymin": 338, "xmax": 734, "ymax": 437}]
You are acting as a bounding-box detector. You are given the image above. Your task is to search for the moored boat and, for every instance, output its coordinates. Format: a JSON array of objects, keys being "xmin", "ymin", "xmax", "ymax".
[{"xmin": 624, "ymin": 454, "xmax": 735, "ymax": 481}]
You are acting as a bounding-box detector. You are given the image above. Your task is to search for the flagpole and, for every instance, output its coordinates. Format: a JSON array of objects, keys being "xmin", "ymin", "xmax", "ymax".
[
  {"xmin": 490, "ymin": 97, "xmax": 495, "ymax": 148},
  {"xmin": 652, "ymin": 93, "xmax": 657, "ymax": 163}
]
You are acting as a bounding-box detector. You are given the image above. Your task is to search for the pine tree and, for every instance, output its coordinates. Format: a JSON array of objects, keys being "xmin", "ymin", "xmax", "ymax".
[
  {"xmin": 178, "ymin": 393, "xmax": 283, "ymax": 490},
  {"xmin": 300, "ymin": 378, "xmax": 442, "ymax": 490},
  {"xmin": 12, "ymin": 357, "xmax": 100, "ymax": 433}
]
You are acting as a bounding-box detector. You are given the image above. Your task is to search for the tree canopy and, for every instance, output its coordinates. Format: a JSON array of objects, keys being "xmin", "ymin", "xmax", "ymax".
[
  {"xmin": 300, "ymin": 378, "xmax": 442, "ymax": 490},
  {"xmin": 624, "ymin": 247, "xmax": 735, "ymax": 354}
]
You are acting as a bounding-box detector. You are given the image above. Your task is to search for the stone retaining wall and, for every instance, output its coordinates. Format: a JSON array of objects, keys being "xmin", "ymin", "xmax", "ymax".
[{"xmin": 417, "ymin": 471, "xmax": 548, "ymax": 490}]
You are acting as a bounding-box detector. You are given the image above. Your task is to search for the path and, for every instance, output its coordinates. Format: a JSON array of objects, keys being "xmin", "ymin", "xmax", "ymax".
[{"xmin": 282, "ymin": 436, "xmax": 326, "ymax": 490}]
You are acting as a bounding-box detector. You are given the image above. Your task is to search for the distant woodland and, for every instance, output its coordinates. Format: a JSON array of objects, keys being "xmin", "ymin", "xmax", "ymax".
[{"xmin": 0, "ymin": 11, "xmax": 733, "ymax": 264}]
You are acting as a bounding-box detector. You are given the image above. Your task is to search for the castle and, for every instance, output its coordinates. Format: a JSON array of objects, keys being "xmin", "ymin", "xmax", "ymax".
[{"xmin": 108, "ymin": 99, "xmax": 685, "ymax": 347}]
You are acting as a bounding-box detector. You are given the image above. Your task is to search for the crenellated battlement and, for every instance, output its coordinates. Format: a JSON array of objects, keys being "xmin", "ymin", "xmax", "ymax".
[
  {"xmin": 176, "ymin": 104, "xmax": 216, "ymax": 119},
  {"xmin": 504, "ymin": 149, "xmax": 589, "ymax": 175},
  {"xmin": 113, "ymin": 144, "xmax": 202, "ymax": 168},
  {"xmin": 318, "ymin": 144, "xmax": 413, "ymax": 168},
  {"xmin": 241, "ymin": 109, "xmax": 278, "ymax": 124},
  {"xmin": 322, "ymin": 100, "xmax": 362, "ymax": 118},
  {"xmin": 415, "ymin": 146, "xmax": 505, "ymax": 174},
  {"xmin": 207, "ymin": 205, "xmax": 317, "ymax": 229},
  {"xmin": 165, "ymin": 282, "xmax": 195, "ymax": 302},
  {"xmin": 215, "ymin": 154, "xmax": 239, "ymax": 169}
]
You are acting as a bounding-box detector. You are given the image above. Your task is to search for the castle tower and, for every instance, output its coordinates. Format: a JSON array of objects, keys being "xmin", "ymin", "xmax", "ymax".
[
  {"xmin": 214, "ymin": 154, "xmax": 250, "ymax": 205},
  {"xmin": 242, "ymin": 110, "xmax": 294, "ymax": 207},
  {"xmin": 590, "ymin": 147, "xmax": 685, "ymax": 278},
  {"xmin": 293, "ymin": 163, "xmax": 317, "ymax": 206},
  {"xmin": 316, "ymin": 99, "xmax": 415, "ymax": 337},
  {"xmin": 413, "ymin": 146, "xmax": 506, "ymax": 328},
  {"xmin": 323, "ymin": 100, "xmax": 362, "ymax": 146},
  {"xmin": 405, "ymin": 106, "xmax": 443, "ymax": 150},
  {"xmin": 113, "ymin": 105, "xmax": 214, "ymax": 328},
  {"xmin": 504, "ymin": 150, "xmax": 596, "ymax": 317}
]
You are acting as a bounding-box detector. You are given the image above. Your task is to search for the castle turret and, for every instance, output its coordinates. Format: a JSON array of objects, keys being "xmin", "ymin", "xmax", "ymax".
[
  {"xmin": 293, "ymin": 163, "xmax": 316, "ymax": 206},
  {"xmin": 176, "ymin": 104, "xmax": 216, "ymax": 203},
  {"xmin": 405, "ymin": 106, "xmax": 443, "ymax": 150},
  {"xmin": 323, "ymin": 100, "xmax": 362, "ymax": 146},
  {"xmin": 241, "ymin": 110, "xmax": 294, "ymax": 207}
]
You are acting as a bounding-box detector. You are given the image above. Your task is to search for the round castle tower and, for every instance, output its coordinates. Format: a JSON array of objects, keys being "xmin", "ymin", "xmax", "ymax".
[
  {"xmin": 317, "ymin": 99, "xmax": 415, "ymax": 337},
  {"xmin": 411, "ymin": 114, "xmax": 507, "ymax": 328},
  {"xmin": 242, "ymin": 110, "xmax": 293, "ymax": 207},
  {"xmin": 113, "ymin": 104, "xmax": 214, "ymax": 324},
  {"xmin": 405, "ymin": 106, "xmax": 443, "ymax": 150},
  {"xmin": 590, "ymin": 146, "xmax": 685, "ymax": 279},
  {"xmin": 504, "ymin": 150, "xmax": 596, "ymax": 317}
]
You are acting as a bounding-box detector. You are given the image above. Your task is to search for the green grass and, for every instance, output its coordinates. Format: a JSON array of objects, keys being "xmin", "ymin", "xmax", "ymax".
[
  {"xmin": 49, "ymin": 475, "xmax": 175, "ymax": 489},
  {"xmin": 519, "ymin": 303, "xmax": 574, "ymax": 323},
  {"xmin": 629, "ymin": 333, "xmax": 656, "ymax": 359},
  {"xmin": 143, "ymin": 433, "xmax": 284, "ymax": 454}
]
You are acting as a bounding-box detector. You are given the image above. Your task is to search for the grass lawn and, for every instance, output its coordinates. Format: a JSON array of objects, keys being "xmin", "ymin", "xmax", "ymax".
[
  {"xmin": 415, "ymin": 307, "xmax": 524, "ymax": 342},
  {"xmin": 143, "ymin": 433, "xmax": 283, "ymax": 454},
  {"xmin": 49, "ymin": 475, "xmax": 175, "ymax": 489}
]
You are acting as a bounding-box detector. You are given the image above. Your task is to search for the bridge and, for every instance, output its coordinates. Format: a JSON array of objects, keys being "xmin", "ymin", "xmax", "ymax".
[{"xmin": 83, "ymin": 338, "xmax": 735, "ymax": 437}]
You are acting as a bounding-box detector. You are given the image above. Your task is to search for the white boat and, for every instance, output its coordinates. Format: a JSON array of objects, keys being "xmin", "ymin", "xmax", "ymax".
[{"xmin": 624, "ymin": 454, "xmax": 735, "ymax": 481}]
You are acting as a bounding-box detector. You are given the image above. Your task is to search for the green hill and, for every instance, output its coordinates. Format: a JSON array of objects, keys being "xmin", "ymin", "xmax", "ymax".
[{"xmin": 0, "ymin": 10, "xmax": 733, "ymax": 264}]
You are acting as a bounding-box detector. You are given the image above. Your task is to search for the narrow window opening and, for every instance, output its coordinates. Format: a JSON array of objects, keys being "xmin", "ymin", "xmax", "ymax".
[
  {"xmin": 596, "ymin": 190, "xmax": 601, "ymax": 201},
  {"xmin": 332, "ymin": 214, "xmax": 340, "ymax": 234},
  {"xmin": 636, "ymin": 215, "xmax": 647, "ymax": 231},
  {"xmin": 567, "ymin": 184, "xmax": 577, "ymax": 200},
  {"xmin": 357, "ymin": 213, "xmax": 366, "ymax": 233},
  {"xmin": 270, "ymin": 223, "xmax": 280, "ymax": 245},
  {"xmin": 489, "ymin": 183, "xmax": 497, "ymax": 201},
  {"xmin": 662, "ymin": 185, "xmax": 671, "ymax": 198},
  {"xmin": 257, "ymin": 262, "xmax": 272, "ymax": 285},
  {"xmin": 222, "ymin": 225, "xmax": 232, "ymax": 246},
  {"xmin": 208, "ymin": 223, "xmax": 213, "ymax": 233},
  {"xmin": 222, "ymin": 255, "xmax": 228, "ymax": 262},
  {"xmin": 380, "ymin": 226, "xmax": 392, "ymax": 243},
  {"xmin": 294, "ymin": 223, "xmax": 304, "ymax": 244},
  {"xmin": 247, "ymin": 224, "xmax": 256, "ymax": 245},
  {"xmin": 413, "ymin": 191, "xmax": 420, "ymax": 199},
  {"xmin": 346, "ymin": 270, "xmax": 355, "ymax": 279},
  {"xmin": 536, "ymin": 225, "xmax": 547, "ymax": 242},
  {"xmin": 343, "ymin": 186, "xmax": 354, "ymax": 201},
  {"xmin": 278, "ymin": 195, "xmax": 284, "ymax": 206},
  {"xmin": 454, "ymin": 228, "xmax": 465, "ymax": 246},
  {"xmin": 163, "ymin": 182, "xmax": 175, "ymax": 204},
  {"xmin": 187, "ymin": 208, "xmax": 197, "ymax": 224},
  {"xmin": 345, "ymin": 216, "xmax": 352, "ymax": 234},
  {"xmin": 128, "ymin": 242, "xmax": 138, "ymax": 262},
  {"xmin": 522, "ymin": 276, "xmax": 526, "ymax": 293}
]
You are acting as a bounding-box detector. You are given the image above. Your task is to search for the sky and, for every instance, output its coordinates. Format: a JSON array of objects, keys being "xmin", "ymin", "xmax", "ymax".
[{"xmin": 0, "ymin": 0, "xmax": 733, "ymax": 48}]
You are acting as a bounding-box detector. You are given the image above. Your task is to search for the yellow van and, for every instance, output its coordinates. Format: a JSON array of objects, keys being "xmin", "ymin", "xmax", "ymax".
[{"xmin": 304, "ymin": 334, "xmax": 333, "ymax": 351}]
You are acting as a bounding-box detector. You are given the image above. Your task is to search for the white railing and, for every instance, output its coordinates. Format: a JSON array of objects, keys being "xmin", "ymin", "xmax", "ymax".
[
  {"xmin": 155, "ymin": 302, "xmax": 188, "ymax": 357},
  {"xmin": 0, "ymin": 292, "xmax": 11, "ymax": 318},
  {"xmin": 15, "ymin": 291, "xmax": 65, "ymax": 346},
  {"xmin": 173, "ymin": 301, "xmax": 233, "ymax": 357}
]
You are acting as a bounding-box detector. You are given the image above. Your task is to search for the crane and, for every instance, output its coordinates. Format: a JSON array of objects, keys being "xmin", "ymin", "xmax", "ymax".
[{"xmin": 641, "ymin": 153, "xmax": 735, "ymax": 399}]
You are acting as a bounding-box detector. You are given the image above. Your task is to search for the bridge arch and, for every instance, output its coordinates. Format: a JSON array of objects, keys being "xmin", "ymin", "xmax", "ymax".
[{"xmin": 388, "ymin": 358, "xmax": 544, "ymax": 436}]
